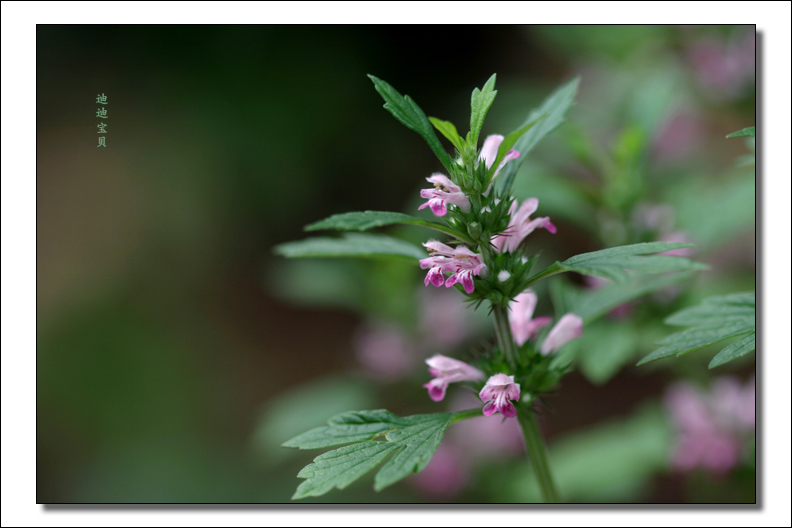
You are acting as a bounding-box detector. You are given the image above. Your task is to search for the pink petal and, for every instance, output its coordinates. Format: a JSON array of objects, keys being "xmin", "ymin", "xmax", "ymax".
[
  {"xmin": 479, "ymin": 135, "xmax": 504, "ymax": 169},
  {"xmin": 424, "ymin": 381, "xmax": 447, "ymax": 402},
  {"xmin": 428, "ymin": 198, "xmax": 447, "ymax": 217},
  {"xmin": 426, "ymin": 173, "xmax": 458, "ymax": 191},
  {"xmin": 482, "ymin": 401, "xmax": 498, "ymax": 416},
  {"xmin": 498, "ymin": 400, "xmax": 517, "ymax": 418},
  {"xmin": 540, "ymin": 314, "xmax": 583, "ymax": 355},
  {"xmin": 492, "ymin": 149, "xmax": 520, "ymax": 178}
]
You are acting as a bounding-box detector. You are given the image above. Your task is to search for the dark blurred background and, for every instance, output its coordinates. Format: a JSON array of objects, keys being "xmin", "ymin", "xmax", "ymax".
[{"xmin": 37, "ymin": 25, "xmax": 755, "ymax": 503}]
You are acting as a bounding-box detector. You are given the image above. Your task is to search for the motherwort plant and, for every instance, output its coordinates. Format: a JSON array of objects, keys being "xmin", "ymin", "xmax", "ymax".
[{"xmin": 275, "ymin": 74, "xmax": 706, "ymax": 502}]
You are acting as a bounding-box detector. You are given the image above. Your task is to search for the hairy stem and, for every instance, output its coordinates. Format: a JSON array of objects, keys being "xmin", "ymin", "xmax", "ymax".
[{"xmin": 518, "ymin": 407, "xmax": 560, "ymax": 503}]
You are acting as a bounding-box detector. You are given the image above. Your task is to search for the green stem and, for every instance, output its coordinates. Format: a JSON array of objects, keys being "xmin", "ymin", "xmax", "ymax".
[
  {"xmin": 492, "ymin": 304, "xmax": 517, "ymax": 371},
  {"xmin": 517, "ymin": 407, "xmax": 560, "ymax": 503}
]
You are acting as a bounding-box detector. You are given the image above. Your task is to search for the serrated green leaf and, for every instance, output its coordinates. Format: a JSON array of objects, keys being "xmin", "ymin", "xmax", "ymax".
[
  {"xmin": 429, "ymin": 117, "xmax": 465, "ymax": 151},
  {"xmin": 304, "ymin": 210, "xmax": 460, "ymax": 239},
  {"xmin": 292, "ymin": 441, "xmax": 399, "ymax": 499},
  {"xmin": 469, "ymin": 73, "xmax": 498, "ymax": 146},
  {"xmin": 368, "ymin": 75, "xmax": 453, "ymax": 171},
  {"xmin": 709, "ymin": 332, "xmax": 756, "ymax": 368},
  {"xmin": 499, "ymin": 77, "xmax": 580, "ymax": 193},
  {"xmin": 638, "ymin": 291, "xmax": 756, "ymax": 367},
  {"xmin": 726, "ymin": 126, "xmax": 755, "ymax": 138},
  {"xmin": 284, "ymin": 409, "xmax": 473, "ymax": 499},
  {"xmin": 273, "ymin": 233, "xmax": 425, "ymax": 261}
]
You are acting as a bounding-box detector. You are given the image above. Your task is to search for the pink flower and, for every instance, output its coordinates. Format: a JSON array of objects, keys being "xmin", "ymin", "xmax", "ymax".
[
  {"xmin": 492, "ymin": 198, "xmax": 556, "ymax": 253},
  {"xmin": 540, "ymin": 314, "xmax": 583, "ymax": 356},
  {"xmin": 480, "ymin": 135, "xmax": 521, "ymax": 178},
  {"xmin": 479, "ymin": 373, "xmax": 521, "ymax": 418},
  {"xmin": 508, "ymin": 290, "xmax": 553, "ymax": 347},
  {"xmin": 353, "ymin": 322, "xmax": 416, "ymax": 381},
  {"xmin": 418, "ymin": 174, "xmax": 470, "ymax": 217},
  {"xmin": 658, "ymin": 231, "xmax": 694, "ymax": 258},
  {"xmin": 419, "ymin": 240, "xmax": 488, "ymax": 294},
  {"xmin": 423, "ymin": 354, "xmax": 485, "ymax": 402}
]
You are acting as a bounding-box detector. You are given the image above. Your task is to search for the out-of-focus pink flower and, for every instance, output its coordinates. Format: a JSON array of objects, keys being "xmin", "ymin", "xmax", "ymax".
[
  {"xmin": 665, "ymin": 376, "xmax": 755, "ymax": 476},
  {"xmin": 480, "ymin": 134, "xmax": 521, "ymax": 178},
  {"xmin": 419, "ymin": 288, "xmax": 472, "ymax": 348},
  {"xmin": 418, "ymin": 174, "xmax": 470, "ymax": 217},
  {"xmin": 479, "ymin": 373, "xmax": 520, "ymax": 418},
  {"xmin": 653, "ymin": 109, "xmax": 705, "ymax": 163},
  {"xmin": 585, "ymin": 275, "xmax": 635, "ymax": 319},
  {"xmin": 540, "ymin": 314, "xmax": 583, "ymax": 356},
  {"xmin": 687, "ymin": 29, "xmax": 755, "ymax": 100},
  {"xmin": 419, "ymin": 240, "xmax": 487, "ymax": 294},
  {"xmin": 492, "ymin": 198, "xmax": 556, "ymax": 253},
  {"xmin": 353, "ymin": 322, "xmax": 416, "ymax": 381},
  {"xmin": 508, "ymin": 290, "xmax": 553, "ymax": 347},
  {"xmin": 659, "ymin": 231, "xmax": 694, "ymax": 258},
  {"xmin": 423, "ymin": 354, "xmax": 485, "ymax": 402},
  {"xmin": 409, "ymin": 443, "xmax": 469, "ymax": 499}
]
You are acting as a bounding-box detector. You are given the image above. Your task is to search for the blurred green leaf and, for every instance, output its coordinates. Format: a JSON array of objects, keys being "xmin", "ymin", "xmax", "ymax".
[
  {"xmin": 638, "ymin": 292, "xmax": 755, "ymax": 366},
  {"xmin": 499, "ymin": 77, "xmax": 580, "ymax": 193},
  {"xmin": 284, "ymin": 409, "xmax": 474, "ymax": 498},
  {"xmin": 304, "ymin": 210, "xmax": 458, "ymax": 239},
  {"xmin": 368, "ymin": 75, "xmax": 453, "ymax": 171},
  {"xmin": 726, "ymin": 126, "xmax": 755, "ymax": 138},
  {"xmin": 469, "ymin": 73, "xmax": 498, "ymax": 147},
  {"xmin": 576, "ymin": 322, "xmax": 639, "ymax": 385},
  {"xmin": 253, "ymin": 377, "xmax": 376, "ymax": 463},
  {"xmin": 273, "ymin": 233, "xmax": 424, "ymax": 261},
  {"xmin": 572, "ymin": 272, "xmax": 696, "ymax": 323},
  {"xmin": 499, "ymin": 406, "xmax": 671, "ymax": 502}
]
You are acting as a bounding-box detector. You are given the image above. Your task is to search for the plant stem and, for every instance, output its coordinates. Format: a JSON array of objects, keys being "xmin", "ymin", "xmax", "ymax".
[
  {"xmin": 517, "ymin": 407, "xmax": 560, "ymax": 503},
  {"xmin": 492, "ymin": 304, "xmax": 517, "ymax": 371},
  {"xmin": 492, "ymin": 302, "xmax": 560, "ymax": 503}
]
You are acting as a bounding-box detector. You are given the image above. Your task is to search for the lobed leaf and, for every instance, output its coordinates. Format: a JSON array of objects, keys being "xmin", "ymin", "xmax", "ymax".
[
  {"xmin": 368, "ymin": 75, "xmax": 453, "ymax": 171},
  {"xmin": 638, "ymin": 292, "xmax": 756, "ymax": 367},
  {"xmin": 499, "ymin": 77, "xmax": 580, "ymax": 193},
  {"xmin": 284, "ymin": 409, "xmax": 472, "ymax": 499},
  {"xmin": 273, "ymin": 233, "xmax": 425, "ymax": 261}
]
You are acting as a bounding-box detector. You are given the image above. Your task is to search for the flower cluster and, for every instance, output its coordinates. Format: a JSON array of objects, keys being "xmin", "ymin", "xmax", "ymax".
[{"xmin": 419, "ymin": 240, "xmax": 487, "ymax": 294}]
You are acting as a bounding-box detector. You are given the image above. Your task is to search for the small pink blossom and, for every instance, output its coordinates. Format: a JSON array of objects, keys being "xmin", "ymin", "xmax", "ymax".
[
  {"xmin": 419, "ymin": 240, "xmax": 487, "ymax": 294},
  {"xmin": 353, "ymin": 322, "xmax": 415, "ymax": 381},
  {"xmin": 480, "ymin": 134, "xmax": 520, "ymax": 178},
  {"xmin": 418, "ymin": 174, "xmax": 470, "ymax": 217},
  {"xmin": 540, "ymin": 314, "xmax": 583, "ymax": 356},
  {"xmin": 479, "ymin": 373, "xmax": 521, "ymax": 418},
  {"xmin": 658, "ymin": 231, "xmax": 694, "ymax": 258},
  {"xmin": 508, "ymin": 290, "xmax": 553, "ymax": 347},
  {"xmin": 423, "ymin": 354, "xmax": 485, "ymax": 402},
  {"xmin": 492, "ymin": 198, "xmax": 556, "ymax": 253}
]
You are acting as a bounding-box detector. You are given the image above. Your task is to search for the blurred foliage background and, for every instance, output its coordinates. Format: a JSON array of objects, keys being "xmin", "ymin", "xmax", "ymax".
[{"xmin": 37, "ymin": 25, "xmax": 755, "ymax": 503}]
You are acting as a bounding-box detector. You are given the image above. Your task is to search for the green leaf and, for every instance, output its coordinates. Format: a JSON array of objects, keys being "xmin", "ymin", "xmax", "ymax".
[
  {"xmin": 368, "ymin": 75, "xmax": 453, "ymax": 171},
  {"xmin": 273, "ymin": 233, "xmax": 425, "ymax": 261},
  {"xmin": 638, "ymin": 292, "xmax": 755, "ymax": 367},
  {"xmin": 429, "ymin": 117, "xmax": 465, "ymax": 151},
  {"xmin": 284, "ymin": 409, "xmax": 474, "ymax": 499},
  {"xmin": 469, "ymin": 73, "xmax": 498, "ymax": 147},
  {"xmin": 576, "ymin": 322, "xmax": 639, "ymax": 385},
  {"xmin": 709, "ymin": 332, "xmax": 756, "ymax": 368},
  {"xmin": 304, "ymin": 210, "xmax": 459, "ymax": 239},
  {"xmin": 499, "ymin": 77, "xmax": 580, "ymax": 193},
  {"xmin": 528, "ymin": 242, "xmax": 707, "ymax": 286},
  {"xmin": 726, "ymin": 126, "xmax": 755, "ymax": 138}
]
